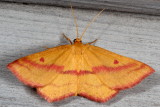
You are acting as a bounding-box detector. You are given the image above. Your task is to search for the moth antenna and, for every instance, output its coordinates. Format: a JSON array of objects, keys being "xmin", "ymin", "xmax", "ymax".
[
  {"xmin": 87, "ymin": 39, "xmax": 98, "ymax": 45},
  {"xmin": 80, "ymin": 9, "xmax": 105, "ymax": 40},
  {"xmin": 71, "ymin": 5, "xmax": 79, "ymax": 38},
  {"xmin": 62, "ymin": 33, "xmax": 72, "ymax": 44}
]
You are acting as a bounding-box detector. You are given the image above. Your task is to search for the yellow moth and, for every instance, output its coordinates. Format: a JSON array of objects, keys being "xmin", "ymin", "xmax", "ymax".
[{"xmin": 7, "ymin": 7, "xmax": 155, "ymax": 103}]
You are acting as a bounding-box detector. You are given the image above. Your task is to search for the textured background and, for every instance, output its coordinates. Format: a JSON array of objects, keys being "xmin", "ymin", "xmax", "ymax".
[
  {"xmin": 0, "ymin": 2, "xmax": 160, "ymax": 107},
  {"xmin": 1, "ymin": 0, "xmax": 160, "ymax": 16}
]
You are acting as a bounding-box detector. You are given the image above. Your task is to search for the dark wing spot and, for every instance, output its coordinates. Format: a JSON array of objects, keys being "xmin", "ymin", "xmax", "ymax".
[
  {"xmin": 40, "ymin": 57, "xmax": 45, "ymax": 62},
  {"xmin": 114, "ymin": 60, "xmax": 119, "ymax": 64}
]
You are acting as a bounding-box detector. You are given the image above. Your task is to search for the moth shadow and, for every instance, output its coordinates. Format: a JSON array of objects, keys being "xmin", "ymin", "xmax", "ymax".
[
  {"xmin": 104, "ymin": 73, "xmax": 160, "ymax": 106},
  {"xmin": 58, "ymin": 34, "xmax": 71, "ymax": 46},
  {"xmin": 52, "ymin": 96, "xmax": 79, "ymax": 106}
]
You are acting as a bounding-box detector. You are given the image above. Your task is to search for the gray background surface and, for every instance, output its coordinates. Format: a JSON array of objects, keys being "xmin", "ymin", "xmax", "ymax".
[
  {"xmin": 0, "ymin": 2, "xmax": 160, "ymax": 107},
  {"xmin": 1, "ymin": 0, "xmax": 160, "ymax": 16}
]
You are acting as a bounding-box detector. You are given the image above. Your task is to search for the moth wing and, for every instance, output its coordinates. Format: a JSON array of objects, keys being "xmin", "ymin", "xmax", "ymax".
[
  {"xmin": 37, "ymin": 73, "xmax": 77, "ymax": 102},
  {"xmin": 84, "ymin": 45, "xmax": 155, "ymax": 90},
  {"xmin": 7, "ymin": 45, "xmax": 73, "ymax": 87},
  {"xmin": 78, "ymin": 73, "xmax": 118, "ymax": 102}
]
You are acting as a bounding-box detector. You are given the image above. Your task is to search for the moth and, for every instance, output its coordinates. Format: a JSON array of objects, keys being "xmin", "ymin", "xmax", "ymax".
[{"xmin": 7, "ymin": 7, "xmax": 155, "ymax": 103}]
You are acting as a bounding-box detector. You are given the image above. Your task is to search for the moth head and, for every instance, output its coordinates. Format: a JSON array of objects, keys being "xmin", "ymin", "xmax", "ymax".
[{"xmin": 73, "ymin": 38, "xmax": 82, "ymax": 43}]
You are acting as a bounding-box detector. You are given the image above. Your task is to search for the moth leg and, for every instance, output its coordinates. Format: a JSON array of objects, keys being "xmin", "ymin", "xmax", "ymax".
[
  {"xmin": 62, "ymin": 33, "xmax": 73, "ymax": 44},
  {"xmin": 87, "ymin": 39, "xmax": 98, "ymax": 45}
]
